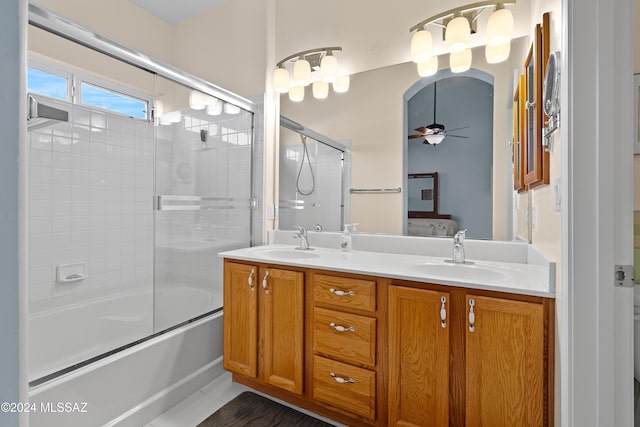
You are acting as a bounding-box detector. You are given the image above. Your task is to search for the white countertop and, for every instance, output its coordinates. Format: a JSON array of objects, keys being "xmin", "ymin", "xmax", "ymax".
[{"xmin": 219, "ymin": 244, "xmax": 555, "ymax": 298}]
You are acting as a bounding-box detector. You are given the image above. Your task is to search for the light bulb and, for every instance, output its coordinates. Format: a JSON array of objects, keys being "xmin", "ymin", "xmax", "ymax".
[
  {"xmin": 206, "ymin": 99, "xmax": 223, "ymax": 116},
  {"xmin": 333, "ymin": 75, "xmax": 350, "ymax": 93},
  {"xmin": 273, "ymin": 67, "xmax": 290, "ymax": 93},
  {"xmin": 223, "ymin": 103, "xmax": 241, "ymax": 115},
  {"xmin": 320, "ymin": 54, "xmax": 339, "ymax": 83},
  {"xmin": 425, "ymin": 134, "xmax": 446, "ymax": 145},
  {"xmin": 417, "ymin": 55, "xmax": 438, "ymax": 77},
  {"xmin": 189, "ymin": 90, "xmax": 208, "ymax": 110},
  {"xmin": 312, "ymin": 81, "xmax": 329, "ymax": 99},
  {"xmin": 445, "ymin": 15, "xmax": 470, "ymax": 53},
  {"xmin": 486, "ymin": 7, "xmax": 514, "ymax": 46},
  {"xmin": 450, "ymin": 48, "xmax": 472, "ymax": 73},
  {"xmin": 289, "ymin": 85, "xmax": 305, "ymax": 102},
  {"xmin": 293, "ymin": 59, "xmax": 312, "ymax": 86},
  {"xmin": 411, "ymin": 30, "xmax": 433, "ymax": 63},
  {"xmin": 485, "ymin": 42, "xmax": 511, "ymax": 64}
]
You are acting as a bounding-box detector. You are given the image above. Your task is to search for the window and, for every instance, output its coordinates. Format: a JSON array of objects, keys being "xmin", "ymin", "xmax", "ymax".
[
  {"xmin": 27, "ymin": 67, "xmax": 69, "ymax": 100},
  {"xmin": 80, "ymin": 82, "xmax": 148, "ymax": 119}
]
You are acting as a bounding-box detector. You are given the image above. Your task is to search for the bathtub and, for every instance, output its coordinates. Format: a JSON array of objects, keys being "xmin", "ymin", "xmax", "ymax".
[{"xmin": 28, "ymin": 311, "xmax": 225, "ymax": 427}]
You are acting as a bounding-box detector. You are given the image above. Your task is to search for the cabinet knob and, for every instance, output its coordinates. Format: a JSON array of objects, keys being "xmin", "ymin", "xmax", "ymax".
[
  {"xmin": 329, "ymin": 322, "xmax": 355, "ymax": 333},
  {"xmin": 440, "ymin": 296, "xmax": 447, "ymax": 329},
  {"xmin": 262, "ymin": 270, "xmax": 270, "ymax": 294},
  {"xmin": 248, "ymin": 268, "xmax": 255, "ymax": 292},
  {"xmin": 330, "ymin": 372, "xmax": 355, "ymax": 384},
  {"xmin": 330, "ymin": 288, "xmax": 355, "ymax": 297},
  {"xmin": 468, "ymin": 298, "xmax": 475, "ymax": 332}
]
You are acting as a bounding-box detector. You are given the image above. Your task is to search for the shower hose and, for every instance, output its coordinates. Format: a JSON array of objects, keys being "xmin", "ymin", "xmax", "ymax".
[{"xmin": 296, "ymin": 134, "xmax": 315, "ymax": 196}]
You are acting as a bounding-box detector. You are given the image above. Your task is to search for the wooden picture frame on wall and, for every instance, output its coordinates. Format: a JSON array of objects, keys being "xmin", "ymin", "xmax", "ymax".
[
  {"xmin": 524, "ymin": 12, "xmax": 551, "ymax": 189},
  {"xmin": 513, "ymin": 74, "xmax": 526, "ymax": 192}
]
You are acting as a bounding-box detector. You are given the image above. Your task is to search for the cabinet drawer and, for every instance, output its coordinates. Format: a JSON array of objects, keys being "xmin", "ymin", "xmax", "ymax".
[
  {"xmin": 314, "ymin": 307, "xmax": 376, "ymax": 367},
  {"xmin": 313, "ymin": 274, "xmax": 376, "ymax": 313},
  {"xmin": 313, "ymin": 356, "xmax": 376, "ymax": 420}
]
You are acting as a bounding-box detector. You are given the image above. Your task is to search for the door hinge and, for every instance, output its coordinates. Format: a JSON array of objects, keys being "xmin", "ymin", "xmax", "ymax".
[{"xmin": 614, "ymin": 265, "xmax": 635, "ymax": 288}]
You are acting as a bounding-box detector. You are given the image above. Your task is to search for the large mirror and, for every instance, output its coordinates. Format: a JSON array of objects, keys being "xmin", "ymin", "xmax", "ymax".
[{"xmin": 278, "ymin": 36, "xmax": 531, "ymax": 241}]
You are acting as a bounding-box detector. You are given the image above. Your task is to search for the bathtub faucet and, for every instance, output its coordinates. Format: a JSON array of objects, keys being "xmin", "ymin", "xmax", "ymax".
[{"xmin": 293, "ymin": 226, "xmax": 311, "ymax": 250}]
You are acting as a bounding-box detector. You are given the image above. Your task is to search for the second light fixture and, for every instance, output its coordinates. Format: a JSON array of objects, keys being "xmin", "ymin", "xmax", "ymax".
[{"xmin": 273, "ymin": 47, "xmax": 350, "ymax": 102}]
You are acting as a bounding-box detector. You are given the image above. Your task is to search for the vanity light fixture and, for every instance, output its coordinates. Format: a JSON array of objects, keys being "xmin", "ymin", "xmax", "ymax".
[
  {"xmin": 410, "ymin": 1, "xmax": 516, "ymax": 75},
  {"xmin": 274, "ymin": 47, "xmax": 349, "ymax": 100}
]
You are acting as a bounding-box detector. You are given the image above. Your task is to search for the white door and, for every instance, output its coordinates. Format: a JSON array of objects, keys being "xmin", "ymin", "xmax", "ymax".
[{"xmin": 564, "ymin": 0, "xmax": 634, "ymax": 426}]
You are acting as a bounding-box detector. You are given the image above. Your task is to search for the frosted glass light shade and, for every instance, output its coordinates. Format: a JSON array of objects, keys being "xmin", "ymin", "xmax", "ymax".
[
  {"xmin": 411, "ymin": 30, "xmax": 433, "ymax": 63},
  {"xmin": 333, "ymin": 75, "xmax": 350, "ymax": 93},
  {"xmin": 425, "ymin": 134, "xmax": 445, "ymax": 145},
  {"xmin": 293, "ymin": 59, "xmax": 312, "ymax": 86},
  {"xmin": 485, "ymin": 41, "xmax": 511, "ymax": 64},
  {"xmin": 417, "ymin": 55, "xmax": 438, "ymax": 77},
  {"xmin": 165, "ymin": 111, "xmax": 182, "ymax": 124},
  {"xmin": 289, "ymin": 85, "xmax": 305, "ymax": 102},
  {"xmin": 206, "ymin": 99, "xmax": 223, "ymax": 116},
  {"xmin": 445, "ymin": 16, "xmax": 470, "ymax": 53},
  {"xmin": 486, "ymin": 7, "xmax": 514, "ymax": 46},
  {"xmin": 312, "ymin": 81, "xmax": 329, "ymax": 99},
  {"xmin": 189, "ymin": 90, "xmax": 208, "ymax": 110},
  {"xmin": 450, "ymin": 49, "xmax": 472, "ymax": 73},
  {"xmin": 320, "ymin": 55, "xmax": 339, "ymax": 83},
  {"xmin": 223, "ymin": 103, "xmax": 241, "ymax": 115},
  {"xmin": 273, "ymin": 68, "xmax": 290, "ymax": 93}
]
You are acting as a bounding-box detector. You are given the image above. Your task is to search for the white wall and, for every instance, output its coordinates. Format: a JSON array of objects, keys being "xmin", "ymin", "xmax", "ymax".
[{"xmin": 0, "ymin": 1, "xmax": 26, "ymax": 427}]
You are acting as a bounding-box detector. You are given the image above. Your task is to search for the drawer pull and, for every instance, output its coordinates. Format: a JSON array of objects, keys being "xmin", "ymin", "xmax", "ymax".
[
  {"xmin": 262, "ymin": 270, "xmax": 270, "ymax": 295},
  {"xmin": 248, "ymin": 268, "xmax": 255, "ymax": 292},
  {"xmin": 440, "ymin": 295, "xmax": 447, "ymax": 328},
  {"xmin": 330, "ymin": 288, "xmax": 355, "ymax": 297},
  {"xmin": 330, "ymin": 372, "xmax": 355, "ymax": 384},
  {"xmin": 329, "ymin": 322, "xmax": 355, "ymax": 333},
  {"xmin": 468, "ymin": 298, "xmax": 475, "ymax": 332}
]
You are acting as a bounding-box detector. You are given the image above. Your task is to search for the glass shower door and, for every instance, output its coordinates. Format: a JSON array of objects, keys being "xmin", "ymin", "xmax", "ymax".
[{"xmin": 154, "ymin": 77, "xmax": 253, "ymax": 331}]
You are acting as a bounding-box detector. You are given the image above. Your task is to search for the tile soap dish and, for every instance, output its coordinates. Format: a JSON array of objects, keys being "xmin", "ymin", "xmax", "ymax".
[{"xmin": 56, "ymin": 262, "xmax": 88, "ymax": 284}]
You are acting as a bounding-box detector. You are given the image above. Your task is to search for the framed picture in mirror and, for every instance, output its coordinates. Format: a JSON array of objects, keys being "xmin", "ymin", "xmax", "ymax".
[
  {"xmin": 407, "ymin": 172, "xmax": 451, "ymax": 219},
  {"xmin": 513, "ymin": 74, "xmax": 526, "ymax": 192}
]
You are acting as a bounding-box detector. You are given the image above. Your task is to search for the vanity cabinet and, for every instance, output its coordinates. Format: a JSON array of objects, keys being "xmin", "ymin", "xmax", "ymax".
[
  {"xmin": 388, "ymin": 285, "xmax": 450, "ymax": 427},
  {"xmin": 222, "ymin": 259, "xmax": 553, "ymax": 427},
  {"xmin": 223, "ymin": 261, "xmax": 304, "ymax": 395},
  {"xmin": 465, "ymin": 294, "xmax": 545, "ymax": 427}
]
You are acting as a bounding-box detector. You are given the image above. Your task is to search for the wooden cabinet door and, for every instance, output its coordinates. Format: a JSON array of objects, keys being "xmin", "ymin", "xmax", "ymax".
[
  {"xmin": 261, "ymin": 267, "xmax": 305, "ymax": 395},
  {"xmin": 388, "ymin": 286, "xmax": 450, "ymax": 427},
  {"xmin": 465, "ymin": 295, "xmax": 544, "ymax": 427},
  {"xmin": 223, "ymin": 262, "xmax": 258, "ymax": 378}
]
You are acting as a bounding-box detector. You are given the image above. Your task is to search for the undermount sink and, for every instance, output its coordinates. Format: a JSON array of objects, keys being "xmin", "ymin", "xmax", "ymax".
[
  {"xmin": 408, "ymin": 261, "xmax": 507, "ymax": 283},
  {"xmin": 248, "ymin": 247, "xmax": 320, "ymax": 260}
]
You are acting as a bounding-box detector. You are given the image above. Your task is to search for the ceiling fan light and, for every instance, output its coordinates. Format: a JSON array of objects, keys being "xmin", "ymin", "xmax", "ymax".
[
  {"xmin": 273, "ymin": 67, "xmax": 290, "ymax": 93},
  {"xmin": 450, "ymin": 48, "xmax": 472, "ymax": 73},
  {"xmin": 320, "ymin": 54, "xmax": 339, "ymax": 83},
  {"xmin": 289, "ymin": 85, "xmax": 305, "ymax": 102},
  {"xmin": 417, "ymin": 55, "xmax": 438, "ymax": 77},
  {"xmin": 485, "ymin": 41, "xmax": 511, "ymax": 64},
  {"xmin": 445, "ymin": 15, "xmax": 470, "ymax": 54},
  {"xmin": 293, "ymin": 59, "xmax": 312, "ymax": 86},
  {"xmin": 411, "ymin": 30, "xmax": 433, "ymax": 63},
  {"xmin": 312, "ymin": 81, "xmax": 329, "ymax": 99},
  {"xmin": 425, "ymin": 134, "xmax": 445, "ymax": 145},
  {"xmin": 486, "ymin": 6, "xmax": 514, "ymax": 46},
  {"xmin": 333, "ymin": 75, "xmax": 350, "ymax": 93}
]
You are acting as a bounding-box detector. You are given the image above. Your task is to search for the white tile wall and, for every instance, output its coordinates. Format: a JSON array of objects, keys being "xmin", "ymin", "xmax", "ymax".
[{"xmin": 28, "ymin": 105, "xmax": 154, "ymax": 310}]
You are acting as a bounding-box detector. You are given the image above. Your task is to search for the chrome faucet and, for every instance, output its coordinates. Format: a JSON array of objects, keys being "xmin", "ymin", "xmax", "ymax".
[
  {"xmin": 452, "ymin": 229, "xmax": 467, "ymax": 264},
  {"xmin": 293, "ymin": 226, "xmax": 311, "ymax": 250}
]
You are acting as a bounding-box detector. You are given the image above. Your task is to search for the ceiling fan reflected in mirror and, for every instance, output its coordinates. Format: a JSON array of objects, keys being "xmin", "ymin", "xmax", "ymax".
[{"xmin": 408, "ymin": 81, "xmax": 470, "ymax": 145}]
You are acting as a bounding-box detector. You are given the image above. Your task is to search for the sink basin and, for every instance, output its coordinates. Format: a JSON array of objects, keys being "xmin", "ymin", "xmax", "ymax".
[
  {"xmin": 408, "ymin": 262, "xmax": 507, "ymax": 283},
  {"xmin": 248, "ymin": 247, "xmax": 320, "ymax": 260}
]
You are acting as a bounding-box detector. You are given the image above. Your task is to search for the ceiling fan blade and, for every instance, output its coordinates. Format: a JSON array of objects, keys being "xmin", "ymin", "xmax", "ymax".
[
  {"xmin": 414, "ymin": 127, "xmax": 428, "ymax": 132},
  {"xmin": 446, "ymin": 134, "xmax": 470, "ymax": 138},
  {"xmin": 444, "ymin": 125, "xmax": 470, "ymax": 133},
  {"xmin": 408, "ymin": 134, "xmax": 426, "ymax": 139}
]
